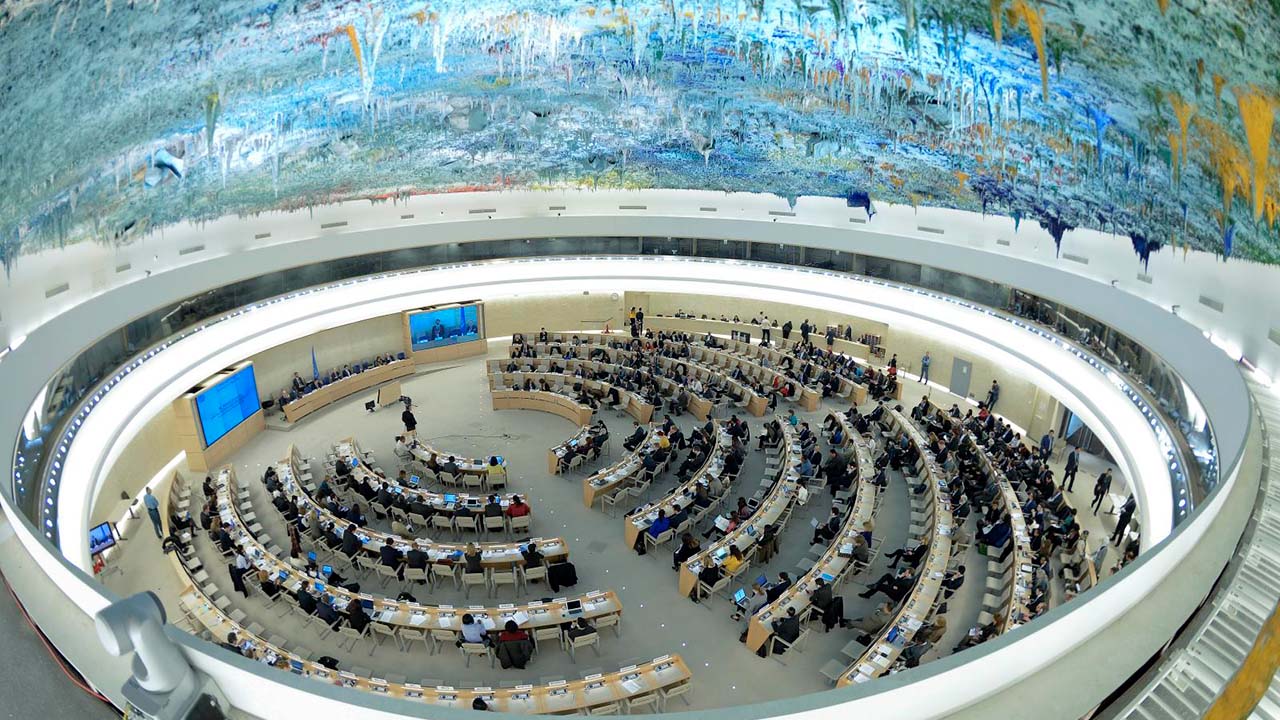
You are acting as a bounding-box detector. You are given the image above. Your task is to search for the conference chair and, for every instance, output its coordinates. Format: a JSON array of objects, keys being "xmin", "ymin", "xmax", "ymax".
[
  {"xmin": 455, "ymin": 515, "xmax": 480, "ymax": 535},
  {"xmin": 769, "ymin": 627, "xmax": 811, "ymax": 666},
  {"xmin": 657, "ymin": 679, "xmax": 693, "ymax": 710},
  {"xmin": 430, "ymin": 563, "xmax": 459, "ymax": 591},
  {"xmin": 489, "ymin": 569, "xmax": 517, "ymax": 597},
  {"xmin": 369, "ymin": 622, "xmax": 401, "ymax": 655},
  {"xmin": 531, "ymin": 626, "xmax": 562, "ymax": 657},
  {"xmin": 623, "ymin": 692, "xmax": 660, "ymax": 714},
  {"xmin": 430, "ymin": 515, "xmax": 455, "ymax": 536},
  {"xmin": 428, "ymin": 628, "xmax": 455, "ymax": 655},
  {"xmin": 397, "ymin": 627, "xmax": 430, "ymax": 655},
  {"xmin": 643, "ymin": 527, "xmax": 674, "ymax": 554},
  {"xmin": 459, "ymin": 641, "xmax": 494, "ymax": 668},
  {"xmin": 592, "ymin": 613, "xmax": 621, "ymax": 638},
  {"xmin": 565, "ymin": 631, "xmax": 601, "ymax": 663},
  {"xmin": 483, "ymin": 515, "xmax": 506, "ymax": 534},
  {"xmin": 520, "ymin": 563, "xmax": 547, "ymax": 593},
  {"xmin": 587, "ymin": 702, "xmax": 621, "ymax": 715},
  {"xmin": 335, "ymin": 625, "xmax": 371, "ymax": 653},
  {"xmin": 405, "ymin": 567, "xmax": 429, "ymax": 585},
  {"xmin": 375, "ymin": 564, "xmax": 400, "ymax": 588},
  {"xmin": 463, "ymin": 475, "xmax": 484, "ymax": 492},
  {"xmin": 508, "ymin": 514, "xmax": 532, "ymax": 535},
  {"xmin": 462, "ymin": 571, "xmax": 488, "ymax": 599}
]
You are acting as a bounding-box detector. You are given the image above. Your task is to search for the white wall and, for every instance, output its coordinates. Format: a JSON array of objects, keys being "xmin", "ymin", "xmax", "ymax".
[
  {"xmin": 482, "ymin": 291, "xmax": 624, "ymax": 337},
  {"xmin": 87, "ymin": 403, "xmax": 183, "ymax": 528}
]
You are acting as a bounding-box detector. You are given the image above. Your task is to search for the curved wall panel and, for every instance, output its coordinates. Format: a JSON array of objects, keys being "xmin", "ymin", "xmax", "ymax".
[{"xmin": 0, "ymin": 196, "xmax": 1257, "ymax": 720}]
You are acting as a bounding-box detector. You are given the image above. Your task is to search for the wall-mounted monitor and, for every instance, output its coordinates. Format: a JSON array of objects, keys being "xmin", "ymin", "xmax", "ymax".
[
  {"xmin": 89, "ymin": 521, "xmax": 116, "ymax": 555},
  {"xmin": 407, "ymin": 304, "xmax": 483, "ymax": 351},
  {"xmin": 195, "ymin": 364, "xmax": 261, "ymax": 448}
]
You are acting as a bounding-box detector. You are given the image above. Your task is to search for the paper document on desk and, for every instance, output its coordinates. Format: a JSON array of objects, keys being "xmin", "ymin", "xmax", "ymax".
[
  {"xmin": 511, "ymin": 611, "xmax": 531, "ymax": 626},
  {"xmin": 437, "ymin": 616, "xmax": 454, "ymax": 628},
  {"xmin": 379, "ymin": 610, "xmax": 397, "ymax": 623},
  {"xmin": 408, "ymin": 613, "xmax": 427, "ymax": 626},
  {"xmin": 621, "ymin": 679, "xmax": 645, "ymax": 695},
  {"xmin": 857, "ymin": 663, "xmax": 878, "ymax": 678}
]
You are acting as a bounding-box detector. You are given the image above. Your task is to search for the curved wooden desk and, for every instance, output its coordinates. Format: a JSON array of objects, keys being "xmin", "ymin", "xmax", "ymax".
[
  {"xmin": 215, "ymin": 465, "xmax": 602, "ymax": 637},
  {"xmin": 182, "ymin": 587, "xmax": 688, "ymax": 716},
  {"xmin": 677, "ymin": 421, "xmax": 802, "ymax": 597},
  {"xmin": 581, "ymin": 423, "xmax": 659, "ymax": 509},
  {"xmin": 488, "ymin": 369, "xmax": 653, "ymax": 424},
  {"xmin": 548, "ymin": 424, "xmax": 593, "ymax": 475},
  {"xmin": 745, "ymin": 419, "xmax": 877, "ymax": 651},
  {"xmin": 624, "ymin": 422, "xmax": 731, "ymax": 550},
  {"xmin": 492, "ymin": 388, "xmax": 595, "ymax": 426},
  {"xmin": 285, "ymin": 446, "xmax": 561, "ymax": 567},
  {"xmin": 509, "ymin": 334, "xmax": 762, "ymax": 418},
  {"xmin": 282, "ymin": 359, "xmax": 414, "ymax": 423},
  {"xmin": 835, "ymin": 409, "xmax": 953, "ymax": 686}
]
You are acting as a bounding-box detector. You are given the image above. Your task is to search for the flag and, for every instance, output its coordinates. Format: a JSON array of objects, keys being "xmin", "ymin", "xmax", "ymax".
[{"xmin": 311, "ymin": 346, "xmax": 320, "ymax": 380}]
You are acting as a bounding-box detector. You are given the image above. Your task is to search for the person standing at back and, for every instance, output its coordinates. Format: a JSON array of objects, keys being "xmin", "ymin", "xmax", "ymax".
[
  {"xmin": 1063, "ymin": 447, "xmax": 1080, "ymax": 492},
  {"xmin": 1091, "ymin": 469, "xmax": 1112, "ymax": 514},
  {"xmin": 401, "ymin": 405, "xmax": 417, "ymax": 436},
  {"xmin": 143, "ymin": 487, "xmax": 164, "ymax": 539},
  {"xmin": 919, "ymin": 351, "xmax": 931, "ymax": 384},
  {"xmin": 985, "ymin": 380, "xmax": 1000, "ymax": 412},
  {"xmin": 1111, "ymin": 495, "xmax": 1137, "ymax": 545}
]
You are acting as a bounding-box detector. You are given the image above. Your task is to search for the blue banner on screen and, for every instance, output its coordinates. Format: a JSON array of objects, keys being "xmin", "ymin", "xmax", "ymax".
[
  {"xmin": 409, "ymin": 305, "xmax": 481, "ymax": 351},
  {"xmin": 89, "ymin": 521, "xmax": 116, "ymax": 555},
  {"xmin": 195, "ymin": 365, "xmax": 260, "ymax": 447}
]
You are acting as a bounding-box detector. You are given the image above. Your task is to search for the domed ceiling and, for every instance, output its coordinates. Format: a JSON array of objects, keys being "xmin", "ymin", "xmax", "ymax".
[{"xmin": 1, "ymin": 0, "xmax": 1278, "ymax": 271}]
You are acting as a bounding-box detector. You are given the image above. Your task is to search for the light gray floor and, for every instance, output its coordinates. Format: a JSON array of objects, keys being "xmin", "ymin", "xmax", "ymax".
[{"xmin": 102, "ymin": 339, "xmax": 1124, "ymax": 711}]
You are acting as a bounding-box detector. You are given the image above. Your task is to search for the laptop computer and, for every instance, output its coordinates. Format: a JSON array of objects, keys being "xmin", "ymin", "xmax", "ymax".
[
  {"xmin": 321, "ymin": 564, "xmax": 332, "ymax": 575},
  {"xmin": 755, "ymin": 574, "xmax": 768, "ymax": 587},
  {"xmin": 444, "ymin": 493, "xmax": 458, "ymax": 504},
  {"xmin": 565, "ymin": 600, "xmax": 583, "ymax": 616},
  {"xmin": 732, "ymin": 588, "xmax": 748, "ymax": 606},
  {"xmin": 350, "ymin": 457, "xmax": 360, "ymax": 468},
  {"xmin": 409, "ymin": 475, "xmax": 421, "ymax": 485}
]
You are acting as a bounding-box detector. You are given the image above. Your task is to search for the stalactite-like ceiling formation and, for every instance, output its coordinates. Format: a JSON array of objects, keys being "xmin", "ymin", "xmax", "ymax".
[{"xmin": 0, "ymin": 0, "xmax": 1278, "ymax": 271}]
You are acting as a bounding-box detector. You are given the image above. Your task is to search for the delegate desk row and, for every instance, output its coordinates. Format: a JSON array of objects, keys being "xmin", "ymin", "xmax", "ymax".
[
  {"xmin": 501, "ymin": 340, "xmax": 760, "ymax": 419},
  {"xmin": 278, "ymin": 448, "xmax": 559, "ymax": 568},
  {"xmin": 212, "ymin": 465, "xmax": 604, "ymax": 637},
  {"xmin": 488, "ymin": 369, "xmax": 653, "ymax": 424},
  {"xmin": 677, "ymin": 421, "xmax": 804, "ymax": 597},
  {"xmin": 744, "ymin": 416, "xmax": 879, "ymax": 652},
  {"xmin": 515, "ymin": 331, "xmax": 775, "ymax": 415},
  {"xmin": 920, "ymin": 399, "xmax": 1035, "ymax": 631},
  {"xmin": 623, "ymin": 423, "xmax": 735, "ymax": 549},
  {"xmin": 837, "ymin": 408, "xmax": 954, "ymax": 686},
  {"xmin": 180, "ymin": 590, "xmax": 688, "ymax": 714},
  {"xmin": 497, "ymin": 352, "xmax": 697, "ymax": 420},
  {"xmin": 282, "ymin": 359, "xmax": 415, "ymax": 423}
]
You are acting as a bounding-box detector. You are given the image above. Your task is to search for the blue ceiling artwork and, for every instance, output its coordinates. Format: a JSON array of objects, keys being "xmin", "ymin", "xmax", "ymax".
[{"xmin": 0, "ymin": 0, "xmax": 1278, "ymax": 273}]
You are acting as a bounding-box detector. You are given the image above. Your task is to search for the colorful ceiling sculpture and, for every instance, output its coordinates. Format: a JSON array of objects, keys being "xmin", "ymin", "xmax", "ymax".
[{"xmin": 0, "ymin": 0, "xmax": 1278, "ymax": 272}]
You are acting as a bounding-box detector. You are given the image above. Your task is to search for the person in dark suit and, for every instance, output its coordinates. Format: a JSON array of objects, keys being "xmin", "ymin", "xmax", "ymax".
[
  {"xmin": 407, "ymin": 546, "xmax": 428, "ymax": 575},
  {"xmin": 765, "ymin": 572, "xmax": 793, "ymax": 603},
  {"xmin": 317, "ymin": 599, "xmax": 343, "ymax": 630},
  {"xmin": 1092, "ymin": 469, "xmax": 1113, "ymax": 514},
  {"xmin": 623, "ymin": 422, "xmax": 647, "ymax": 451},
  {"xmin": 885, "ymin": 542, "xmax": 928, "ymax": 569},
  {"xmin": 401, "ymin": 407, "xmax": 417, "ymax": 434},
  {"xmin": 341, "ymin": 524, "xmax": 362, "ymax": 557},
  {"xmin": 768, "ymin": 607, "xmax": 801, "ymax": 655},
  {"xmin": 379, "ymin": 537, "xmax": 404, "ymax": 580},
  {"xmin": 295, "ymin": 586, "xmax": 317, "ymax": 615},
  {"xmin": 1063, "ymin": 447, "xmax": 1080, "ymax": 492},
  {"xmin": 346, "ymin": 601, "xmax": 371, "ymax": 634},
  {"xmin": 1112, "ymin": 495, "xmax": 1137, "ymax": 545},
  {"xmin": 858, "ymin": 567, "xmax": 914, "ymax": 602}
]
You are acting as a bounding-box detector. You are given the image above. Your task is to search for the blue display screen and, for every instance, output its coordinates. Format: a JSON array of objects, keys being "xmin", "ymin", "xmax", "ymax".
[
  {"xmin": 88, "ymin": 521, "xmax": 116, "ymax": 555},
  {"xmin": 408, "ymin": 305, "xmax": 480, "ymax": 351},
  {"xmin": 195, "ymin": 365, "xmax": 260, "ymax": 447}
]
